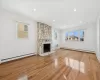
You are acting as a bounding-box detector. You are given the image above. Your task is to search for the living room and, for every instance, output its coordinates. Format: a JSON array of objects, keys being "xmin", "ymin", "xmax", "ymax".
[{"xmin": 0, "ymin": 0, "xmax": 100, "ymax": 80}]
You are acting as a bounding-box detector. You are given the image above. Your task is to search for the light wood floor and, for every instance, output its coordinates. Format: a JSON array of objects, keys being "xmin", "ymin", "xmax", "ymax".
[{"xmin": 0, "ymin": 49, "xmax": 100, "ymax": 80}]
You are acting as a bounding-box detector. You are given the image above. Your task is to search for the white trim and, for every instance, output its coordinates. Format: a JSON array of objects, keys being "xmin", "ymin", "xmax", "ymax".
[
  {"xmin": 15, "ymin": 21, "xmax": 30, "ymax": 25},
  {"xmin": 61, "ymin": 47, "xmax": 95, "ymax": 53},
  {"xmin": 1, "ymin": 53, "xmax": 36, "ymax": 63},
  {"xmin": 96, "ymin": 17, "xmax": 100, "ymax": 63}
]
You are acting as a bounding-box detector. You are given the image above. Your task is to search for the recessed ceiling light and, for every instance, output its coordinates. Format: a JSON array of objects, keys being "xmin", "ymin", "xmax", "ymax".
[
  {"xmin": 33, "ymin": 9, "xmax": 36, "ymax": 11},
  {"xmin": 53, "ymin": 20, "xmax": 55, "ymax": 22},
  {"xmin": 80, "ymin": 21, "xmax": 82, "ymax": 23},
  {"xmin": 74, "ymin": 8, "xmax": 76, "ymax": 12}
]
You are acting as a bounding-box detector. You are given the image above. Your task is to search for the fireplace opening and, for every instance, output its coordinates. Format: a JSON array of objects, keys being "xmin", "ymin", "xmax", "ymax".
[{"xmin": 43, "ymin": 44, "xmax": 50, "ymax": 53}]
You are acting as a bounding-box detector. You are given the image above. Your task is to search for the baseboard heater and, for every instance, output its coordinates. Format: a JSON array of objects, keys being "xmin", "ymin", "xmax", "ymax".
[
  {"xmin": 1, "ymin": 53, "xmax": 36, "ymax": 63},
  {"xmin": 60, "ymin": 47, "xmax": 95, "ymax": 53}
]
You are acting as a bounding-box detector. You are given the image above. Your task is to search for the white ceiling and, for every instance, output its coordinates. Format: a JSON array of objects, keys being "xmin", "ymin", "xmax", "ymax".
[{"xmin": 0, "ymin": 0, "xmax": 100, "ymax": 29}]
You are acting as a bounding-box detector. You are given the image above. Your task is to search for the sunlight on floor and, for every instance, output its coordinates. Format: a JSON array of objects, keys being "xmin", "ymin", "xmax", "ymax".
[
  {"xmin": 65, "ymin": 57, "xmax": 85, "ymax": 73},
  {"xmin": 63, "ymin": 74, "xmax": 67, "ymax": 80},
  {"xmin": 54, "ymin": 58, "xmax": 58, "ymax": 68},
  {"xmin": 17, "ymin": 75, "xmax": 28, "ymax": 80}
]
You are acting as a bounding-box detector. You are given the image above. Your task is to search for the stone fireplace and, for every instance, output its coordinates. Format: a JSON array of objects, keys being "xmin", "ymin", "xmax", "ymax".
[{"xmin": 37, "ymin": 22, "xmax": 52, "ymax": 56}]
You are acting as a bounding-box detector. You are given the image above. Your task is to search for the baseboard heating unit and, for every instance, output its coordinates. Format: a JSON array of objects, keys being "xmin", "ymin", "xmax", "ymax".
[
  {"xmin": 1, "ymin": 53, "xmax": 36, "ymax": 63},
  {"xmin": 60, "ymin": 47, "xmax": 95, "ymax": 53}
]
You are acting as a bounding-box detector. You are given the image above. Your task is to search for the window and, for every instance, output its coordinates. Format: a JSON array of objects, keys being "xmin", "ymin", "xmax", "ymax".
[{"xmin": 65, "ymin": 30, "xmax": 84, "ymax": 41}]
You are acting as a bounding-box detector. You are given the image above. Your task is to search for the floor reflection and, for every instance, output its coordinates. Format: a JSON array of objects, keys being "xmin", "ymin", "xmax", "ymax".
[
  {"xmin": 54, "ymin": 58, "xmax": 58, "ymax": 68},
  {"xmin": 17, "ymin": 74, "xmax": 28, "ymax": 80},
  {"xmin": 63, "ymin": 74, "xmax": 67, "ymax": 80},
  {"xmin": 65, "ymin": 57, "xmax": 85, "ymax": 73}
]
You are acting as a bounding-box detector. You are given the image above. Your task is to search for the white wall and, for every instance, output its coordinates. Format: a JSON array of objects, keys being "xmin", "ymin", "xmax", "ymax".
[
  {"xmin": 0, "ymin": 8, "xmax": 37, "ymax": 61},
  {"xmin": 96, "ymin": 17, "xmax": 100, "ymax": 61},
  {"xmin": 60, "ymin": 22, "xmax": 96, "ymax": 52},
  {"xmin": 52, "ymin": 28, "xmax": 61, "ymax": 50}
]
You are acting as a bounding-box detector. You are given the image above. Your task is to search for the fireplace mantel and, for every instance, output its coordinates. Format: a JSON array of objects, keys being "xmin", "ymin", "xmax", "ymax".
[{"xmin": 42, "ymin": 42, "xmax": 51, "ymax": 44}]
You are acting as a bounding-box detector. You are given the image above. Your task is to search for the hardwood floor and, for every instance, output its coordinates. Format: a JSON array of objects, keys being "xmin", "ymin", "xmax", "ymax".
[{"xmin": 0, "ymin": 49, "xmax": 100, "ymax": 80}]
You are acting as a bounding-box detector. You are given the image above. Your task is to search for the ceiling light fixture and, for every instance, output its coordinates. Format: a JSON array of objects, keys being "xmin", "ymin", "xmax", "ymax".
[
  {"xmin": 74, "ymin": 8, "xmax": 76, "ymax": 12},
  {"xmin": 53, "ymin": 20, "xmax": 55, "ymax": 22},
  {"xmin": 33, "ymin": 9, "xmax": 36, "ymax": 11},
  {"xmin": 80, "ymin": 21, "xmax": 82, "ymax": 23}
]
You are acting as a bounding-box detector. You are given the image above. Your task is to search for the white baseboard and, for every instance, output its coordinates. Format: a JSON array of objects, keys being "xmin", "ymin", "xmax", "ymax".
[
  {"xmin": 51, "ymin": 47, "xmax": 60, "ymax": 51},
  {"xmin": 1, "ymin": 53, "xmax": 36, "ymax": 63},
  {"xmin": 61, "ymin": 47, "xmax": 95, "ymax": 53}
]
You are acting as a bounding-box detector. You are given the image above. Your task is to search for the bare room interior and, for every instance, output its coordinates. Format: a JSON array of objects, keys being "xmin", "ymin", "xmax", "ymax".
[{"xmin": 0, "ymin": 0, "xmax": 100, "ymax": 80}]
